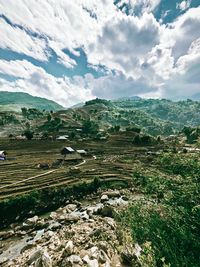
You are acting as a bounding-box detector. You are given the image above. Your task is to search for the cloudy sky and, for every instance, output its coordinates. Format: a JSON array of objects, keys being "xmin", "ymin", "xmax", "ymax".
[{"xmin": 0, "ymin": 0, "xmax": 199, "ymax": 107}]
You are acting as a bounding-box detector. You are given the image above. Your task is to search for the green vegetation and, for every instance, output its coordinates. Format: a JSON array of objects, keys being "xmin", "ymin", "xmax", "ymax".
[
  {"xmin": 0, "ymin": 91, "xmax": 63, "ymax": 111},
  {"xmin": 0, "ymin": 177, "xmax": 128, "ymax": 227},
  {"xmin": 121, "ymin": 153, "xmax": 200, "ymax": 267}
]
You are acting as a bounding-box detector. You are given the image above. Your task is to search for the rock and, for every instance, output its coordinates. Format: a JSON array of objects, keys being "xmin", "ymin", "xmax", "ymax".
[
  {"xmin": 103, "ymin": 261, "xmax": 111, "ymax": 267},
  {"xmin": 36, "ymin": 219, "xmax": 49, "ymax": 229},
  {"xmin": 121, "ymin": 195, "xmax": 129, "ymax": 201},
  {"xmin": 104, "ymin": 217, "xmax": 116, "ymax": 229},
  {"xmin": 0, "ymin": 230, "xmax": 14, "ymax": 239},
  {"xmin": 0, "ymin": 257, "xmax": 8, "ymax": 264},
  {"xmin": 101, "ymin": 195, "xmax": 109, "ymax": 202},
  {"xmin": 27, "ymin": 248, "xmax": 43, "ymax": 265},
  {"xmin": 35, "ymin": 251, "xmax": 52, "ymax": 267},
  {"xmin": 81, "ymin": 211, "xmax": 90, "ymax": 220},
  {"xmin": 121, "ymin": 243, "xmax": 142, "ymax": 265},
  {"xmin": 96, "ymin": 205, "xmax": 115, "ymax": 218},
  {"xmin": 101, "ymin": 190, "xmax": 121, "ymax": 198},
  {"xmin": 26, "ymin": 215, "xmax": 39, "ymax": 225},
  {"xmin": 20, "ymin": 243, "xmax": 36, "ymax": 253},
  {"xmin": 61, "ymin": 255, "xmax": 82, "ymax": 266},
  {"xmin": 49, "ymin": 212, "xmax": 57, "ymax": 220},
  {"xmin": 83, "ymin": 255, "xmax": 99, "ymax": 267},
  {"xmin": 64, "ymin": 214, "xmax": 80, "ymax": 223},
  {"xmin": 110, "ymin": 255, "xmax": 122, "ymax": 267},
  {"xmin": 98, "ymin": 241, "xmax": 109, "ymax": 252},
  {"xmin": 48, "ymin": 221, "xmax": 61, "ymax": 231},
  {"xmin": 63, "ymin": 240, "xmax": 74, "ymax": 257},
  {"xmin": 90, "ymin": 246, "xmax": 99, "ymax": 259},
  {"xmin": 98, "ymin": 250, "xmax": 109, "ymax": 264},
  {"xmin": 65, "ymin": 204, "xmax": 77, "ymax": 212}
]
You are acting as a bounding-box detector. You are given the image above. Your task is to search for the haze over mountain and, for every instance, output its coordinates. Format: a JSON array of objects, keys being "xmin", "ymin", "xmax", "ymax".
[{"xmin": 0, "ymin": 0, "xmax": 199, "ymax": 107}]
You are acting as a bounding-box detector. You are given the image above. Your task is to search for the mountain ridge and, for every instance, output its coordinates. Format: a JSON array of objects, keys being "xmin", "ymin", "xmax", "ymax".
[{"xmin": 0, "ymin": 91, "xmax": 64, "ymax": 111}]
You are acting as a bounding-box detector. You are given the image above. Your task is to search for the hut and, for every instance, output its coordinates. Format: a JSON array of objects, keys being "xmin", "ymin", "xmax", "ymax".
[
  {"xmin": 0, "ymin": 151, "xmax": 6, "ymax": 161},
  {"xmin": 56, "ymin": 135, "xmax": 69, "ymax": 141},
  {"xmin": 76, "ymin": 149, "xmax": 87, "ymax": 156},
  {"xmin": 61, "ymin": 147, "xmax": 75, "ymax": 156}
]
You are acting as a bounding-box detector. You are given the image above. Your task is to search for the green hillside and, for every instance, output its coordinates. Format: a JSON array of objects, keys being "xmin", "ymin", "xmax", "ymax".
[{"xmin": 0, "ymin": 91, "xmax": 63, "ymax": 111}]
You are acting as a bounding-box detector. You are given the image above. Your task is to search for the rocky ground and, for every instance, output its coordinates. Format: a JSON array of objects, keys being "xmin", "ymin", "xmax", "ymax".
[{"xmin": 0, "ymin": 189, "xmax": 144, "ymax": 267}]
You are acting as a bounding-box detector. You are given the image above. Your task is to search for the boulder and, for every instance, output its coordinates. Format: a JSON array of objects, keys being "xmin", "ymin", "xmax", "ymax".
[
  {"xmin": 61, "ymin": 254, "xmax": 82, "ymax": 266},
  {"xmin": 26, "ymin": 215, "xmax": 39, "ymax": 225},
  {"xmin": 65, "ymin": 204, "xmax": 77, "ymax": 212},
  {"xmin": 98, "ymin": 250, "xmax": 109, "ymax": 264},
  {"xmin": 96, "ymin": 205, "xmax": 115, "ymax": 218},
  {"xmin": 27, "ymin": 248, "xmax": 43, "ymax": 265},
  {"xmin": 64, "ymin": 214, "xmax": 80, "ymax": 223},
  {"xmin": 35, "ymin": 251, "xmax": 52, "ymax": 267},
  {"xmin": 83, "ymin": 255, "xmax": 99, "ymax": 267},
  {"xmin": 101, "ymin": 190, "xmax": 121, "ymax": 198},
  {"xmin": 0, "ymin": 230, "xmax": 14, "ymax": 239},
  {"xmin": 101, "ymin": 195, "xmax": 109, "ymax": 203},
  {"xmin": 0, "ymin": 257, "xmax": 8, "ymax": 265},
  {"xmin": 48, "ymin": 221, "xmax": 61, "ymax": 231},
  {"xmin": 63, "ymin": 241, "xmax": 74, "ymax": 257}
]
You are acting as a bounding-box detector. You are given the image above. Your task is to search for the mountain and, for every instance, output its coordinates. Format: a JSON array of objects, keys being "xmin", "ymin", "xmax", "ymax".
[
  {"xmin": 1, "ymin": 97, "xmax": 200, "ymax": 138},
  {"xmin": 0, "ymin": 91, "xmax": 64, "ymax": 111}
]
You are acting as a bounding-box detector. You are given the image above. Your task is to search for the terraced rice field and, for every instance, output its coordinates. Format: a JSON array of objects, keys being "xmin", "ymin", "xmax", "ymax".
[{"xmin": 0, "ymin": 135, "xmax": 157, "ymax": 200}]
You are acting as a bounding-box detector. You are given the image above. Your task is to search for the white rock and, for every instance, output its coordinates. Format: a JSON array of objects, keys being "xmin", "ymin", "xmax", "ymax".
[
  {"xmin": 26, "ymin": 215, "xmax": 39, "ymax": 225},
  {"xmin": 64, "ymin": 240, "xmax": 74, "ymax": 256},
  {"xmin": 101, "ymin": 195, "xmax": 109, "ymax": 202},
  {"xmin": 83, "ymin": 255, "xmax": 99, "ymax": 267}
]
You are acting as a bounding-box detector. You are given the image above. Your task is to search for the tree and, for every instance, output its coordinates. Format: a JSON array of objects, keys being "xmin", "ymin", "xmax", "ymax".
[
  {"xmin": 82, "ymin": 119, "xmax": 99, "ymax": 135},
  {"xmin": 47, "ymin": 113, "xmax": 52, "ymax": 122},
  {"xmin": 23, "ymin": 130, "xmax": 34, "ymax": 140}
]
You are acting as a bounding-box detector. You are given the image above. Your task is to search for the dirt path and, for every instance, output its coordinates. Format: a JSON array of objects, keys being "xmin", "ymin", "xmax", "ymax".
[
  {"xmin": 0, "ymin": 155, "xmax": 96, "ymax": 191},
  {"xmin": 0, "ymin": 170, "xmax": 56, "ymax": 190}
]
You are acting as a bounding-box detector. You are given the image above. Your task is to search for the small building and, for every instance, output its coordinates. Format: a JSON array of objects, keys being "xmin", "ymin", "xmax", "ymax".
[
  {"xmin": 76, "ymin": 149, "xmax": 87, "ymax": 155},
  {"xmin": 56, "ymin": 135, "xmax": 69, "ymax": 141},
  {"xmin": 61, "ymin": 147, "xmax": 75, "ymax": 155},
  {"xmin": 0, "ymin": 151, "xmax": 6, "ymax": 161}
]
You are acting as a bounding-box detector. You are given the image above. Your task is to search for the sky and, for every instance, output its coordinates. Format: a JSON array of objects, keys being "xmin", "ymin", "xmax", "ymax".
[{"xmin": 0, "ymin": 0, "xmax": 199, "ymax": 107}]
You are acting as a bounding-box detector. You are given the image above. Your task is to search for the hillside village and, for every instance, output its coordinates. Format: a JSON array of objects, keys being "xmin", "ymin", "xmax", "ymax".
[{"xmin": 0, "ymin": 97, "xmax": 200, "ymax": 267}]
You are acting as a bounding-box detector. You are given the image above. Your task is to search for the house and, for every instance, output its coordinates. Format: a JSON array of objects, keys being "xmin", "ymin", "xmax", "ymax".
[
  {"xmin": 76, "ymin": 149, "xmax": 87, "ymax": 155},
  {"xmin": 0, "ymin": 151, "xmax": 6, "ymax": 161},
  {"xmin": 56, "ymin": 135, "xmax": 69, "ymax": 141},
  {"xmin": 61, "ymin": 147, "xmax": 75, "ymax": 155}
]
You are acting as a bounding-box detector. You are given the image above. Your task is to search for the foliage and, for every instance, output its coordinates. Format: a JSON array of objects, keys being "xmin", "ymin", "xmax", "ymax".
[
  {"xmin": 124, "ymin": 153, "xmax": 200, "ymax": 267},
  {"xmin": 23, "ymin": 129, "xmax": 34, "ymax": 140},
  {"xmin": 85, "ymin": 98, "xmax": 111, "ymax": 106},
  {"xmin": 82, "ymin": 119, "xmax": 99, "ymax": 135}
]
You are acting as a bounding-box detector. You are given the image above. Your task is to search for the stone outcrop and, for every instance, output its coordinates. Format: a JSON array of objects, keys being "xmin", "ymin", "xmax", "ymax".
[{"xmin": 0, "ymin": 189, "xmax": 139, "ymax": 267}]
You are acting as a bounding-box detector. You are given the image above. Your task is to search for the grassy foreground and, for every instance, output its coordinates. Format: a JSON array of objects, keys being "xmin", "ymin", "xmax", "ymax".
[{"xmin": 119, "ymin": 153, "xmax": 200, "ymax": 267}]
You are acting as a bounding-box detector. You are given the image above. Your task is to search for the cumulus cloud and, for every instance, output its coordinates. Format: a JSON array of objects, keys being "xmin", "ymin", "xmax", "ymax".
[
  {"xmin": 115, "ymin": 0, "xmax": 161, "ymax": 14},
  {"xmin": 87, "ymin": 12, "xmax": 161, "ymax": 79},
  {"xmin": 176, "ymin": 0, "xmax": 191, "ymax": 11},
  {"xmin": 0, "ymin": 18, "xmax": 48, "ymax": 61},
  {"xmin": 0, "ymin": 1, "xmax": 199, "ymax": 102},
  {"xmin": 0, "ymin": 60, "xmax": 93, "ymax": 106}
]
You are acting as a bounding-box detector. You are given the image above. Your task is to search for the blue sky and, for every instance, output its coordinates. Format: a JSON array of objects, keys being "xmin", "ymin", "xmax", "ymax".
[{"xmin": 0, "ymin": 0, "xmax": 199, "ymax": 106}]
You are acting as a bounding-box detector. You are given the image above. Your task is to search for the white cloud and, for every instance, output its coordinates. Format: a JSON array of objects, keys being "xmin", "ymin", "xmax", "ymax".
[
  {"xmin": 85, "ymin": 71, "xmax": 158, "ymax": 99},
  {"xmin": 87, "ymin": 12, "xmax": 161, "ymax": 79},
  {"xmin": 0, "ymin": 60, "xmax": 93, "ymax": 107},
  {"xmin": 0, "ymin": 18, "xmax": 48, "ymax": 61},
  {"xmin": 0, "ymin": 0, "xmax": 113, "ymax": 66},
  {"xmin": 0, "ymin": 1, "xmax": 199, "ymax": 102},
  {"xmin": 162, "ymin": 7, "xmax": 200, "ymax": 60},
  {"xmin": 116, "ymin": 0, "xmax": 161, "ymax": 14},
  {"xmin": 176, "ymin": 0, "xmax": 191, "ymax": 11}
]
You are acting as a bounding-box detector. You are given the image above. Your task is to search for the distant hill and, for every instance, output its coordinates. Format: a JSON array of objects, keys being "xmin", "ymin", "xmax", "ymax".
[
  {"xmin": 1, "ymin": 96, "xmax": 200, "ymax": 137},
  {"xmin": 0, "ymin": 91, "xmax": 64, "ymax": 111}
]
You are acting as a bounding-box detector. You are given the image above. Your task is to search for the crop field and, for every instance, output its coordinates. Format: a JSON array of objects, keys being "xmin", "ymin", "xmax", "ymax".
[{"xmin": 0, "ymin": 133, "xmax": 161, "ymax": 200}]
